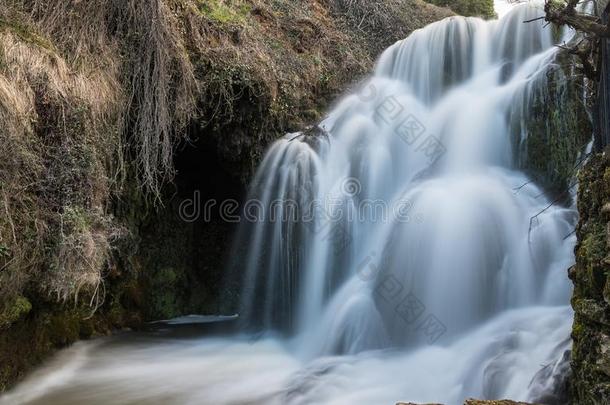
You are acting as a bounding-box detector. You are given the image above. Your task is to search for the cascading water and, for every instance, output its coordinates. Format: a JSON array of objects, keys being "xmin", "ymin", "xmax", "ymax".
[
  {"xmin": 236, "ymin": 0, "xmax": 577, "ymax": 357},
  {"xmin": 0, "ymin": 2, "xmax": 588, "ymax": 405}
]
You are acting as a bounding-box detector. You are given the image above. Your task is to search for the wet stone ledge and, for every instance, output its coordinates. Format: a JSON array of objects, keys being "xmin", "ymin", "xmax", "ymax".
[{"xmin": 397, "ymin": 400, "xmax": 537, "ymax": 405}]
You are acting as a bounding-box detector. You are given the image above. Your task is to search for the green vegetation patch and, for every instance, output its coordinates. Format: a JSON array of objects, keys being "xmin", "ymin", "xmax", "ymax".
[
  {"xmin": 197, "ymin": 0, "xmax": 252, "ymax": 24},
  {"xmin": 518, "ymin": 49, "xmax": 592, "ymax": 199},
  {"xmin": 0, "ymin": 17, "xmax": 53, "ymax": 50},
  {"xmin": 0, "ymin": 296, "xmax": 31, "ymax": 329}
]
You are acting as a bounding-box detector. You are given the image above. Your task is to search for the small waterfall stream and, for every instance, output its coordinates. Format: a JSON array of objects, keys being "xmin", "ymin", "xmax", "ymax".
[{"xmin": 0, "ymin": 2, "xmax": 586, "ymax": 404}]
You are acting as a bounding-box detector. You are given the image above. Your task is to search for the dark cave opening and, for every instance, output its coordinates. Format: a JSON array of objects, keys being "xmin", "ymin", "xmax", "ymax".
[
  {"xmin": 173, "ymin": 129, "xmax": 244, "ymax": 209},
  {"xmin": 137, "ymin": 126, "xmax": 246, "ymax": 319}
]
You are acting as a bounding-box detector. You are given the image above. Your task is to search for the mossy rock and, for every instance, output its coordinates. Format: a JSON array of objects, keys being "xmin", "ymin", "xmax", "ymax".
[
  {"xmin": 148, "ymin": 267, "xmax": 182, "ymax": 319},
  {"xmin": 0, "ymin": 296, "xmax": 32, "ymax": 329},
  {"xmin": 570, "ymin": 153, "xmax": 610, "ymax": 404},
  {"xmin": 517, "ymin": 49, "xmax": 592, "ymax": 200}
]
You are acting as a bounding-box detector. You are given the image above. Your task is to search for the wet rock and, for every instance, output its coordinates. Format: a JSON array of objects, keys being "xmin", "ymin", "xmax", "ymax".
[
  {"xmin": 463, "ymin": 400, "xmax": 537, "ymax": 405},
  {"xmin": 596, "ymin": 334, "xmax": 610, "ymax": 377},
  {"xmin": 516, "ymin": 47, "xmax": 592, "ymax": 201},
  {"xmin": 396, "ymin": 402, "xmax": 444, "ymax": 405},
  {"xmin": 570, "ymin": 154, "xmax": 610, "ymax": 404},
  {"xmin": 396, "ymin": 400, "xmax": 537, "ymax": 405},
  {"xmin": 529, "ymin": 346, "xmax": 571, "ymax": 404},
  {"xmin": 600, "ymin": 202, "xmax": 610, "ymax": 219}
]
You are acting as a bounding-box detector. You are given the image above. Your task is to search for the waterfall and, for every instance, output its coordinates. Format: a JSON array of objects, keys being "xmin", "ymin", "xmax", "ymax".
[
  {"xmin": 0, "ymin": 2, "xmax": 585, "ymax": 405},
  {"xmin": 235, "ymin": 0, "xmax": 575, "ymax": 351},
  {"xmin": 224, "ymin": 1, "xmax": 580, "ymax": 402}
]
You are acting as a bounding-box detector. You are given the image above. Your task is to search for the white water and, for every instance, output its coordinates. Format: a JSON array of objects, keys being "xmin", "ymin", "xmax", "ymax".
[{"xmin": 1, "ymin": 2, "xmax": 584, "ymax": 405}]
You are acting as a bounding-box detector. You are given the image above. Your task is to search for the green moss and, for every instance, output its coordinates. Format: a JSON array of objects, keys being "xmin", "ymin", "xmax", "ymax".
[
  {"xmin": 573, "ymin": 320, "xmax": 584, "ymax": 338},
  {"xmin": 46, "ymin": 313, "xmax": 81, "ymax": 345},
  {"xmin": 0, "ymin": 296, "xmax": 32, "ymax": 329},
  {"xmin": 197, "ymin": 0, "xmax": 252, "ymax": 24},
  {"xmin": 519, "ymin": 50, "xmax": 592, "ymax": 198},
  {"xmin": 0, "ymin": 17, "xmax": 54, "ymax": 50},
  {"xmin": 581, "ymin": 224, "xmax": 607, "ymax": 266},
  {"xmin": 570, "ymin": 154, "xmax": 610, "ymax": 404},
  {"xmin": 0, "ymin": 243, "xmax": 9, "ymax": 259},
  {"xmin": 604, "ymin": 166, "xmax": 610, "ymax": 187},
  {"xmin": 0, "ymin": 302, "xmax": 133, "ymax": 391},
  {"xmin": 61, "ymin": 206, "xmax": 90, "ymax": 233},
  {"xmin": 147, "ymin": 266, "xmax": 184, "ymax": 319}
]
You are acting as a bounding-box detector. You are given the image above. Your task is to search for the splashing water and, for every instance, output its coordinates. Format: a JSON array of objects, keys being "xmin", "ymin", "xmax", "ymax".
[{"xmin": 1, "ymin": 2, "xmax": 585, "ymax": 405}]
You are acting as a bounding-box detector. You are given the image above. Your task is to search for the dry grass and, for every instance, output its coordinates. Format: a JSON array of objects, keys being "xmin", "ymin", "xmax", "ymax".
[
  {"xmin": 21, "ymin": 0, "xmax": 197, "ymax": 196},
  {"xmin": 0, "ymin": 0, "xmax": 200, "ymax": 313},
  {"xmin": 330, "ymin": 0, "xmax": 454, "ymax": 53},
  {"xmin": 0, "ymin": 3, "xmax": 122, "ymax": 312}
]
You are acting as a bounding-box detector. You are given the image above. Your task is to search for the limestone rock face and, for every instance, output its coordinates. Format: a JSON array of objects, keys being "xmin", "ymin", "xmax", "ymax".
[{"xmin": 570, "ymin": 152, "xmax": 610, "ymax": 403}]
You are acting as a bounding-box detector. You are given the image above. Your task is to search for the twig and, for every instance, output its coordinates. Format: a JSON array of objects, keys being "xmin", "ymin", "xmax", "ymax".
[
  {"xmin": 563, "ymin": 228, "xmax": 577, "ymax": 240},
  {"xmin": 524, "ymin": 16, "xmax": 545, "ymax": 23},
  {"xmin": 513, "ymin": 180, "xmax": 535, "ymax": 194}
]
